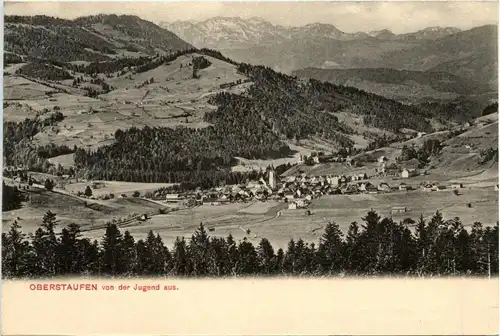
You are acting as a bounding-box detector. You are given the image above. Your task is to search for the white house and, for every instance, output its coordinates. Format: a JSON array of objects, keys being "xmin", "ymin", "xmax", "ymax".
[
  {"xmin": 401, "ymin": 169, "xmax": 409, "ymax": 179},
  {"xmin": 328, "ymin": 176, "xmax": 339, "ymax": 187},
  {"xmin": 288, "ymin": 202, "xmax": 297, "ymax": 210},
  {"xmin": 450, "ymin": 183, "xmax": 464, "ymax": 190},
  {"xmin": 296, "ymin": 199, "xmax": 306, "ymax": 208},
  {"xmin": 297, "ymin": 154, "xmax": 305, "ymax": 165},
  {"xmin": 391, "ymin": 206, "xmax": 407, "ymax": 214}
]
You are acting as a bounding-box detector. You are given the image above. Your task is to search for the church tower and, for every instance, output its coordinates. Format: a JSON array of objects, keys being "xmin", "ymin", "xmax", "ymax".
[{"xmin": 268, "ymin": 166, "xmax": 277, "ymax": 190}]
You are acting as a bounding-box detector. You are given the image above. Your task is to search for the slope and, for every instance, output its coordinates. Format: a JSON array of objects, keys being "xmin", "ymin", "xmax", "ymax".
[
  {"xmin": 4, "ymin": 15, "xmax": 192, "ymax": 63},
  {"xmin": 292, "ymin": 67, "xmax": 495, "ymax": 104}
]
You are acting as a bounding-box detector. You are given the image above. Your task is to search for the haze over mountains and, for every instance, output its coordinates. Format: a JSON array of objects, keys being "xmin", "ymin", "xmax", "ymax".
[
  {"xmin": 162, "ymin": 17, "xmax": 497, "ymax": 85},
  {"xmin": 162, "ymin": 17, "xmax": 465, "ymax": 48}
]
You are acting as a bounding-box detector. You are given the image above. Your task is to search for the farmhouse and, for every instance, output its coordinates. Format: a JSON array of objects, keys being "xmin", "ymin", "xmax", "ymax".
[
  {"xmin": 328, "ymin": 175, "xmax": 339, "ymax": 186},
  {"xmin": 391, "ymin": 206, "xmax": 407, "ymax": 214},
  {"xmin": 165, "ymin": 194, "xmax": 183, "ymax": 203},
  {"xmin": 288, "ymin": 202, "xmax": 297, "ymax": 210},
  {"xmin": 401, "ymin": 169, "xmax": 409, "ymax": 179},
  {"xmin": 449, "ymin": 183, "xmax": 464, "ymax": 190},
  {"xmin": 399, "ymin": 183, "xmax": 408, "ymax": 191}
]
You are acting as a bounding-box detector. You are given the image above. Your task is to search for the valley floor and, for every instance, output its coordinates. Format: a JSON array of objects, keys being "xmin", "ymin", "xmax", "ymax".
[{"xmin": 5, "ymin": 167, "xmax": 498, "ymax": 251}]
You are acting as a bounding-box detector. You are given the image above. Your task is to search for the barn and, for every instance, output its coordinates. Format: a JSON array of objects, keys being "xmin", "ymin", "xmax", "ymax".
[{"xmin": 391, "ymin": 206, "xmax": 407, "ymax": 214}]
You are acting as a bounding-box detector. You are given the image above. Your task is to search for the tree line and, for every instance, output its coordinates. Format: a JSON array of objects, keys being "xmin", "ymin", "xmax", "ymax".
[
  {"xmin": 3, "ymin": 112, "xmax": 77, "ymax": 175},
  {"xmin": 2, "ymin": 210, "xmax": 498, "ymax": 278},
  {"xmin": 2, "ymin": 182, "xmax": 25, "ymax": 212}
]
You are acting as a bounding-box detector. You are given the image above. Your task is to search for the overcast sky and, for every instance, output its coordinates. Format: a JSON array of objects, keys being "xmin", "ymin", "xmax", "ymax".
[{"xmin": 4, "ymin": 1, "xmax": 498, "ymax": 33}]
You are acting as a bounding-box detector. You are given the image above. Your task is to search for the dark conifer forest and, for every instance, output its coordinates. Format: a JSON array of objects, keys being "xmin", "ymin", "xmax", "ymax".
[{"xmin": 2, "ymin": 210, "xmax": 498, "ymax": 278}]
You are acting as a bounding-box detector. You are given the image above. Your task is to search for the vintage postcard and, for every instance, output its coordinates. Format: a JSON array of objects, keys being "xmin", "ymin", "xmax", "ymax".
[{"xmin": 2, "ymin": 1, "xmax": 499, "ymax": 335}]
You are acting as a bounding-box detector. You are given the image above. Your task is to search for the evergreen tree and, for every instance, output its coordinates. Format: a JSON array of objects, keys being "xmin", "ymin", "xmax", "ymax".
[
  {"xmin": 345, "ymin": 221, "xmax": 362, "ymax": 273},
  {"xmin": 44, "ymin": 179, "xmax": 54, "ymax": 191},
  {"xmin": 84, "ymin": 185, "xmax": 93, "ymax": 197},
  {"xmin": 171, "ymin": 237, "xmax": 190, "ymax": 276},
  {"xmin": 56, "ymin": 223, "xmax": 83, "ymax": 274},
  {"xmin": 283, "ymin": 239, "xmax": 296, "ymax": 274},
  {"xmin": 31, "ymin": 211, "xmax": 58, "ymax": 276},
  {"xmin": 208, "ymin": 237, "xmax": 229, "ymax": 276},
  {"xmin": 100, "ymin": 223, "xmax": 125, "ymax": 276},
  {"xmin": 357, "ymin": 210, "xmax": 382, "ymax": 273},
  {"xmin": 80, "ymin": 239, "xmax": 100, "ymax": 275},
  {"xmin": 317, "ymin": 222, "xmax": 344, "ymax": 274},
  {"xmin": 257, "ymin": 238, "xmax": 275, "ymax": 275},
  {"xmin": 226, "ymin": 234, "xmax": 239, "ymax": 275},
  {"xmin": 189, "ymin": 223, "xmax": 211, "ymax": 276},
  {"xmin": 122, "ymin": 231, "xmax": 136, "ymax": 275},
  {"xmin": 2, "ymin": 222, "xmax": 31, "ymax": 277},
  {"xmin": 275, "ymin": 248, "xmax": 285, "ymax": 274},
  {"xmin": 236, "ymin": 239, "xmax": 259, "ymax": 275}
]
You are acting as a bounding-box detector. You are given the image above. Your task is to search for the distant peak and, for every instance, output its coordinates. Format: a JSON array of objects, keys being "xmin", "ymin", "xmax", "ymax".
[
  {"xmin": 368, "ymin": 29, "xmax": 395, "ymax": 38},
  {"xmin": 420, "ymin": 26, "xmax": 461, "ymax": 32}
]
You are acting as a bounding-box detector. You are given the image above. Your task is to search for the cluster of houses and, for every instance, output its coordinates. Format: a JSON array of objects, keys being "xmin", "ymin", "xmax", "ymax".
[{"xmin": 151, "ymin": 167, "xmax": 428, "ymax": 210}]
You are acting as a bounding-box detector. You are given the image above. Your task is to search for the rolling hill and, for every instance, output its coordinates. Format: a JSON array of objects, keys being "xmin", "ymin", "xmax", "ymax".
[
  {"xmin": 291, "ymin": 67, "xmax": 497, "ymax": 104},
  {"xmin": 4, "ymin": 14, "xmax": 192, "ymax": 63},
  {"xmin": 3, "ymin": 14, "xmax": 496, "ymax": 190},
  {"xmin": 162, "ymin": 17, "xmax": 495, "ymax": 85}
]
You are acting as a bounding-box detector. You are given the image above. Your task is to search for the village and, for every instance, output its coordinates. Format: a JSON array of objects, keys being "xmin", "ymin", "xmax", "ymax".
[
  {"xmin": 127, "ymin": 153, "xmax": 483, "ymax": 214},
  {"xmin": 4, "ymin": 146, "xmax": 498, "ymax": 227}
]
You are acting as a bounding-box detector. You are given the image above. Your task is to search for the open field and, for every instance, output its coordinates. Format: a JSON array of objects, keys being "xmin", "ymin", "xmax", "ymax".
[
  {"xmin": 4, "ymin": 167, "xmax": 497, "ymax": 250},
  {"xmin": 63, "ymin": 180, "xmax": 176, "ymax": 197},
  {"xmin": 1, "ymin": 187, "xmax": 167, "ymax": 234},
  {"xmin": 3, "ymin": 53, "xmax": 251, "ymax": 151},
  {"xmin": 48, "ymin": 153, "xmax": 76, "ymax": 167},
  {"xmin": 58, "ymin": 185, "xmax": 497, "ymax": 251}
]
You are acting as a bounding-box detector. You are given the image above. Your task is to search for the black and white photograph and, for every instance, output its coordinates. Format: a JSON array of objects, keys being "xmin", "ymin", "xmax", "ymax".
[{"xmin": 2, "ymin": 1, "xmax": 499, "ymax": 280}]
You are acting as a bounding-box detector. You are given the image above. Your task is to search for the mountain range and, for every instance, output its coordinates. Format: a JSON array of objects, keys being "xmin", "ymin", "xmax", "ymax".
[
  {"xmin": 162, "ymin": 17, "xmax": 497, "ymax": 86},
  {"xmin": 162, "ymin": 17, "xmax": 464, "ymax": 48},
  {"xmin": 3, "ymin": 13, "xmax": 498, "ymax": 192}
]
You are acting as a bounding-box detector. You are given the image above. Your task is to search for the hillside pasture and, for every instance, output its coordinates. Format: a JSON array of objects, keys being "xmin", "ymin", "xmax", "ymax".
[
  {"xmin": 79, "ymin": 186, "xmax": 497, "ymax": 250},
  {"xmin": 6, "ymin": 184, "xmax": 497, "ymax": 251},
  {"xmin": 2, "ymin": 187, "xmax": 168, "ymax": 236},
  {"xmin": 4, "ymin": 53, "xmax": 252, "ymax": 151},
  {"xmin": 237, "ymin": 200, "xmax": 281, "ymax": 214},
  {"xmin": 64, "ymin": 180, "xmax": 177, "ymax": 197},
  {"xmin": 3, "ymin": 76, "xmax": 54, "ymax": 101},
  {"xmin": 48, "ymin": 153, "xmax": 76, "ymax": 167}
]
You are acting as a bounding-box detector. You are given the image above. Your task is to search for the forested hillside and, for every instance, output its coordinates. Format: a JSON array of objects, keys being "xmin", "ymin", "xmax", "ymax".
[
  {"xmin": 71, "ymin": 56, "xmax": 452, "ymax": 185},
  {"xmin": 292, "ymin": 67, "xmax": 493, "ymax": 96},
  {"xmin": 5, "ymin": 15, "xmax": 492, "ymax": 187},
  {"xmin": 4, "ymin": 15, "xmax": 192, "ymax": 62}
]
